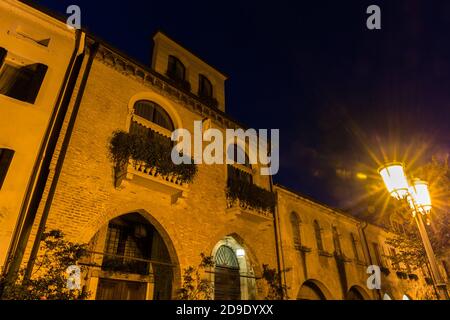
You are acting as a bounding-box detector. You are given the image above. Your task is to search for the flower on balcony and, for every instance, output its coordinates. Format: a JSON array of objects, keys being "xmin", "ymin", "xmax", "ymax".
[
  {"xmin": 225, "ymin": 177, "xmax": 276, "ymax": 213},
  {"xmin": 109, "ymin": 130, "xmax": 197, "ymax": 184}
]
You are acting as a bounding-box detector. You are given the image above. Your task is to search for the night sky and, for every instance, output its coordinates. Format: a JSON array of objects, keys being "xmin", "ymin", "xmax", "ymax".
[{"xmin": 31, "ymin": 0, "xmax": 450, "ymax": 218}]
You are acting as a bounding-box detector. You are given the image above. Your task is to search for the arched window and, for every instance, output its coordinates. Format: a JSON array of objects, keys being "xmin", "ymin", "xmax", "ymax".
[
  {"xmin": 350, "ymin": 233, "xmax": 360, "ymax": 261},
  {"xmin": 130, "ymin": 100, "xmax": 174, "ymax": 148},
  {"xmin": 290, "ymin": 212, "xmax": 301, "ymax": 247},
  {"xmin": 198, "ymin": 74, "xmax": 213, "ymax": 98},
  {"xmin": 332, "ymin": 226, "xmax": 342, "ymax": 255},
  {"xmin": 133, "ymin": 100, "xmax": 174, "ymax": 131},
  {"xmin": 167, "ymin": 55, "xmax": 185, "ymax": 81},
  {"xmin": 313, "ymin": 220, "xmax": 324, "ymax": 251}
]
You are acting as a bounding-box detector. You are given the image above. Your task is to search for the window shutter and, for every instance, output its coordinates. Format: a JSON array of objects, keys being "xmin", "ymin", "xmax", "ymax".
[
  {"xmin": 0, "ymin": 47, "xmax": 6, "ymax": 66},
  {"xmin": 26, "ymin": 63, "xmax": 48, "ymax": 103},
  {"xmin": 0, "ymin": 148, "xmax": 14, "ymax": 190}
]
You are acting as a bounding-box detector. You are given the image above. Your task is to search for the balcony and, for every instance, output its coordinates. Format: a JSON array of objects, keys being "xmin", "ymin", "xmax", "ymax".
[
  {"xmin": 109, "ymin": 131, "xmax": 197, "ymax": 203},
  {"xmin": 225, "ymin": 175, "xmax": 276, "ymax": 223},
  {"xmin": 165, "ymin": 71, "xmax": 191, "ymax": 92}
]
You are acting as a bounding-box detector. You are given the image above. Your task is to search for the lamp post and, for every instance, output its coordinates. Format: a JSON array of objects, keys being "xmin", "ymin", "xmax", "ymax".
[{"xmin": 378, "ymin": 162, "xmax": 449, "ymax": 300}]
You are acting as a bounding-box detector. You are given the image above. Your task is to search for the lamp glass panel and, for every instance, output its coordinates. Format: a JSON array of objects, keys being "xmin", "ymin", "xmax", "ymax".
[{"xmin": 379, "ymin": 164, "xmax": 409, "ymax": 199}]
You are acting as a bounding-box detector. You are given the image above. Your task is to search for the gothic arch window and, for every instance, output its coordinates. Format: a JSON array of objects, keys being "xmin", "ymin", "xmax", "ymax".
[
  {"xmin": 313, "ymin": 220, "xmax": 324, "ymax": 251},
  {"xmin": 350, "ymin": 233, "xmax": 360, "ymax": 261},
  {"xmin": 290, "ymin": 212, "xmax": 301, "ymax": 247},
  {"xmin": 332, "ymin": 226, "xmax": 342, "ymax": 255},
  {"xmin": 167, "ymin": 55, "xmax": 185, "ymax": 81}
]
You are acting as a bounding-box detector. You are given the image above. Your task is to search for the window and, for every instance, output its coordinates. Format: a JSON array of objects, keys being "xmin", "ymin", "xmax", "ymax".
[
  {"xmin": 198, "ymin": 74, "xmax": 213, "ymax": 98},
  {"xmin": 0, "ymin": 49, "xmax": 47, "ymax": 104},
  {"xmin": 0, "ymin": 48, "xmax": 6, "ymax": 65},
  {"xmin": 226, "ymin": 144, "xmax": 252, "ymax": 184},
  {"xmin": 332, "ymin": 226, "xmax": 342, "ymax": 255},
  {"xmin": 0, "ymin": 148, "xmax": 14, "ymax": 190},
  {"xmin": 389, "ymin": 248, "xmax": 399, "ymax": 269},
  {"xmin": 227, "ymin": 165, "xmax": 252, "ymax": 184},
  {"xmin": 442, "ymin": 260, "xmax": 449, "ymax": 279},
  {"xmin": 227, "ymin": 144, "xmax": 251, "ymax": 168},
  {"xmin": 350, "ymin": 233, "xmax": 360, "ymax": 261},
  {"xmin": 102, "ymin": 221, "xmax": 152, "ymax": 275},
  {"xmin": 313, "ymin": 220, "xmax": 324, "ymax": 251},
  {"xmin": 290, "ymin": 212, "xmax": 301, "ymax": 247},
  {"xmin": 130, "ymin": 100, "xmax": 174, "ymax": 148},
  {"xmin": 372, "ymin": 243, "xmax": 384, "ymax": 267},
  {"xmin": 167, "ymin": 55, "xmax": 185, "ymax": 81},
  {"xmin": 133, "ymin": 100, "xmax": 174, "ymax": 131}
]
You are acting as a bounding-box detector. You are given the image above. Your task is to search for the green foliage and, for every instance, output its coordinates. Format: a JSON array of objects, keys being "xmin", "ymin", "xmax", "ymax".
[
  {"xmin": 109, "ymin": 130, "xmax": 197, "ymax": 184},
  {"xmin": 178, "ymin": 253, "xmax": 215, "ymax": 300},
  {"xmin": 226, "ymin": 177, "xmax": 276, "ymax": 213},
  {"xmin": 0, "ymin": 230, "xmax": 89, "ymax": 300},
  {"xmin": 261, "ymin": 264, "xmax": 290, "ymax": 300}
]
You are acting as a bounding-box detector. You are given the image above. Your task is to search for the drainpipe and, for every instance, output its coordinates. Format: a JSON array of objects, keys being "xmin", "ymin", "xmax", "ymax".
[
  {"xmin": 271, "ymin": 181, "xmax": 286, "ymax": 299},
  {"xmin": 24, "ymin": 39, "xmax": 98, "ymax": 280},
  {"xmin": 0, "ymin": 30, "xmax": 85, "ymax": 293},
  {"xmin": 359, "ymin": 221, "xmax": 382, "ymax": 300}
]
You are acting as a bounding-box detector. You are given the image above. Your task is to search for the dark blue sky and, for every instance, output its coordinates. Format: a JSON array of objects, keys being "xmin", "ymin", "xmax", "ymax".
[{"xmin": 32, "ymin": 0, "xmax": 450, "ymax": 216}]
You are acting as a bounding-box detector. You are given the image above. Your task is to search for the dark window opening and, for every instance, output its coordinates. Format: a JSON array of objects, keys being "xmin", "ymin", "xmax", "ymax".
[
  {"xmin": 372, "ymin": 243, "xmax": 384, "ymax": 267},
  {"xmin": 133, "ymin": 100, "xmax": 174, "ymax": 131},
  {"xmin": 198, "ymin": 74, "xmax": 213, "ymax": 98},
  {"xmin": 167, "ymin": 55, "xmax": 185, "ymax": 81},
  {"xmin": 332, "ymin": 226, "xmax": 342, "ymax": 256},
  {"xmin": 0, "ymin": 58, "xmax": 47, "ymax": 104},
  {"xmin": 227, "ymin": 144, "xmax": 251, "ymax": 168},
  {"xmin": 0, "ymin": 148, "xmax": 14, "ymax": 190},
  {"xmin": 350, "ymin": 233, "xmax": 360, "ymax": 261},
  {"xmin": 290, "ymin": 212, "xmax": 301, "ymax": 247},
  {"xmin": 227, "ymin": 165, "xmax": 252, "ymax": 185},
  {"xmin": 314, "ymin": 220, "xmax": 324, "ymax": 251},
  {"xmin": 102, "ymin": 219, "xmax": 153, "ymax": 275}
]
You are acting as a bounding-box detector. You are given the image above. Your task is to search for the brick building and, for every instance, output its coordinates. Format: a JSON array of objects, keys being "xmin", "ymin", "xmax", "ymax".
[{"xmin": 0, "ymin": 0, "xmax": 447, "ymax": 300}]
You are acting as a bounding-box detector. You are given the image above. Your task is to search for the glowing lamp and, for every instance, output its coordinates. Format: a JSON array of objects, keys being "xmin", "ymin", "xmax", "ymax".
[
  {"xmin": 410, "ymin": 180, "xmax": 432, "ymax": 214},
  {"xmin": 378, "ymin": 163, "xmax": 409, "ymax": 199}
]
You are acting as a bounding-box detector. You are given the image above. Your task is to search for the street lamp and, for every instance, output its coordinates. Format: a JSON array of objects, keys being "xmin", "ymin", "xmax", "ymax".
[{"xmin": 378, "ymin": 162, "xmax": 449, "ymax": 300}]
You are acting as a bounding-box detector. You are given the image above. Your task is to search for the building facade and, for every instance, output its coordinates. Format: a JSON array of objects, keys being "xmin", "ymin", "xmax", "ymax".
[
  {"xmin": 0, "ymin": 0, "xmax": 83, "ymax": 272},
  {"xmin": 0, "ymin": 1, "xmax": 447, "ymax": 300}
]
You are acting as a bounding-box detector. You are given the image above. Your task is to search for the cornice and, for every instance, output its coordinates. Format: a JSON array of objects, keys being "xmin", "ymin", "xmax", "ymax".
[{"xmin": 92, "ymin": 42, "xmax": 239, "ymax": 131}]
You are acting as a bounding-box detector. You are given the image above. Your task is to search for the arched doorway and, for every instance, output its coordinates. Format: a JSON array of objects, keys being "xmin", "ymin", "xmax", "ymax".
[
  {"xmin": 88, "ymin": 212, "xmax": 176, "ymax": 300},
  {"xmin": 297, "ymin": 280, "xmax": 329, "ymax": 300},
  {"xmin": 212, "ymin": 236, "xmax": 256, "ymax": 300},
  {"xmin": 346, "ymin": 286, "xmax": 367, "ymax": 300}
]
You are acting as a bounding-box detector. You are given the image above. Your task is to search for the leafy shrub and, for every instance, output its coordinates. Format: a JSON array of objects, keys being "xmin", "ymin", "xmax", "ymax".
[
  {"xmin": 109, "ymin": 130, "xmax": 197, "ymax": 184},
  {"xmin": 0, "ymin": 230, "xmax": 89, "ymax": 300},
  {"xmin": 226, "ymin": 177, "xmax": 276, "ymax": 212}
]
